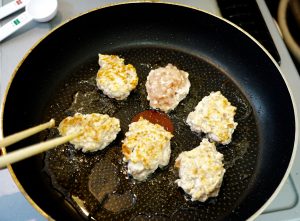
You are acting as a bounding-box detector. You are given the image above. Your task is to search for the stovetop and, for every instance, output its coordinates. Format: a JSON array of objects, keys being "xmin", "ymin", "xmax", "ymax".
[{"xmin": 0, "ymin": 0, "xmax": 299, "ymax": 220}]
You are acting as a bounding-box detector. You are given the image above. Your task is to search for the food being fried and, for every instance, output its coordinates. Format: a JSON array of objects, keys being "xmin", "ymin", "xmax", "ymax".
[
  {"xmin": 131, "ymin": 109, "xmax": 174, "ymax": 133},
  {"xmin": 186, "ymin": 91, "xmax": 238, "ymax": 145},
  {"xmin": 58, "ymin": 113, "xmax": 120, "ymax": 152},
  {"xmin": 122, "ymin": 118, "xmax": 173, "ymax": 181},
  {"xmin": 175, "ymin": 139, "xmax": 225, "ymax": 202},
  {"xmin": 96, "ymin": 54, "xmax": 139, "ymax": 100},
  {"xmin": 146, "ymin": 64, "xmax": 190, "ymax": 112}
]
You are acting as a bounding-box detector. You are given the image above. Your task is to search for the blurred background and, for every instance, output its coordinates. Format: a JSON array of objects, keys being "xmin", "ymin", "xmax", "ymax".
[
  {"xmin": 217, "ymin": 0, "xmax": 300, "ymax": 74},
  {"xmin": 266, "ymin": 0, "xmax": 300, "ymax": 72}
]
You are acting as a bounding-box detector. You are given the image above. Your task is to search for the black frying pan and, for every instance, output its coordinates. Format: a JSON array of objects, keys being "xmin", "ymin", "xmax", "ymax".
[{"xmin": 1, "ymin": 2, "xmax": 296, "ymax": 221}]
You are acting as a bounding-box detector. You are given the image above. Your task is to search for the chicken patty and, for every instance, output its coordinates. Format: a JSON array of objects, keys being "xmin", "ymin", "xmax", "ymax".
[
  {"xmin": 175, "ymin": 139, "xmax": 225, "ymax": 202},
  {"xmin": 58, "ymin": 113, "xmax": 121, "ymax": 152},
  {"xmin": 146, "ymin": 64, "xmax": 190, "ymax": 112},
  {"xmin": 122, "ymin": 118, "xmax": 173, "ymax": 181},
  {"xmin": 96, "ymin": 54, "xmax": 138, "ymax": 100},
  {"xmin": 186, "ymin": 91, "xmax": 238, "ymax": 145}
]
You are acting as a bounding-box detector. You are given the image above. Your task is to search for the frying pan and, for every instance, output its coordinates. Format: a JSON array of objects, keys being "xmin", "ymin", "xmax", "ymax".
[{"xmin": 0, "ymin": 2, "xmax": 297, "ymax": 221}]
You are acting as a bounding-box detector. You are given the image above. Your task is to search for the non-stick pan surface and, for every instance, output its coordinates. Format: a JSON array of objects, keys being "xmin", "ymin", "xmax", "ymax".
[{"xmin": 1, "ymin": 2, "xmax": 295, "ymax": 221}]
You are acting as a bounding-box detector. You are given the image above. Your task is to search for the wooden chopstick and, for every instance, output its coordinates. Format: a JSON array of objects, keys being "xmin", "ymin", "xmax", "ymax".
[
  {"xmin": 0, "ymin": 119, "xmax": 55, "ymax": 148},
  {"xmin": 0, "ymin": 131, "xmax": 81, "ymax": 168}
]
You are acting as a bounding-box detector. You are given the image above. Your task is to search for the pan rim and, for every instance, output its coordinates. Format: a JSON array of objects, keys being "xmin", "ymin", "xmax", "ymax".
[{"xmin": 0, "ymin": 1, "xmax": 298, "ymax": 220}]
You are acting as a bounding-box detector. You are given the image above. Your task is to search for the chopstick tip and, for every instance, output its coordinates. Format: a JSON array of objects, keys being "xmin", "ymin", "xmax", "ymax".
[{"xmin": 49, "ymin": 119, "xmax": 55, "ymax": 127}]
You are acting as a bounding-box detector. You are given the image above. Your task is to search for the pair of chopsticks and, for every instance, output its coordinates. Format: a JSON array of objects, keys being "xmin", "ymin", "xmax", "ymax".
[{"xmin": 0, "ymin": 119, "xmax": 81, "ymax": 168}]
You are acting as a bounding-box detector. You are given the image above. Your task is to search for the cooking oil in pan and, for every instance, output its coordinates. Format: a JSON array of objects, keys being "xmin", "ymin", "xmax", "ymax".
[{"xmin": 43, "ymin": 47, "xmax": 258, "ymax": 220}]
